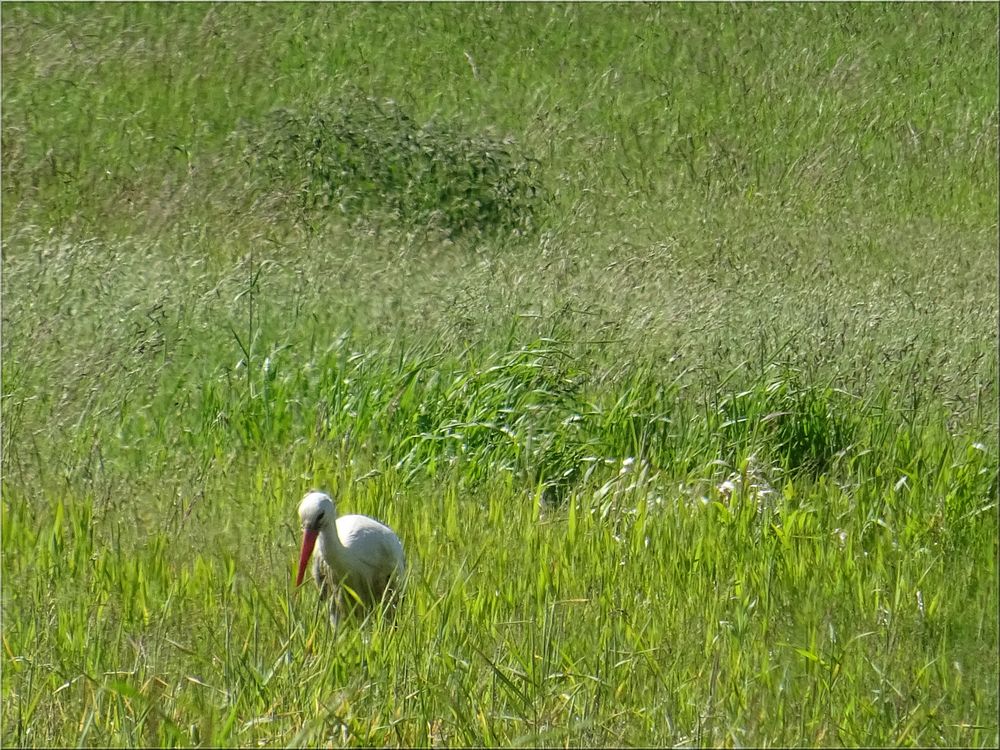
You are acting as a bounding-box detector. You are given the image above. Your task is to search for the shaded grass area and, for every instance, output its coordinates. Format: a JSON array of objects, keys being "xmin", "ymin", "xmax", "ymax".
[
  {"xmin": 240, "ymin": 94, "xmax": 543, "ymax": 236},
  {"xmin": 2, "ymin": 2, "xmax": 998, "ymax": 747},
  {"xmin": 3, "ymin": 3, "xmax": 996, "ymax": 238}
]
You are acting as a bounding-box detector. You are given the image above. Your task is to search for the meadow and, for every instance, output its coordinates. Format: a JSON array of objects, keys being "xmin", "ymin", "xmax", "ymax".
[{"xmin": 1, "ymin": 3, "xmax": 998, "ymax": 746}]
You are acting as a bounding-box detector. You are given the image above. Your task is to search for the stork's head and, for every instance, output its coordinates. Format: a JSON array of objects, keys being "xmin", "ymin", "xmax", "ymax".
[
  {"xmin": 295, "ymin": 491, "xmax": 335, "ymax": 586},
  {"xmin": 299, "ymin": 491, "xmax": 335, "ymax": 531}
]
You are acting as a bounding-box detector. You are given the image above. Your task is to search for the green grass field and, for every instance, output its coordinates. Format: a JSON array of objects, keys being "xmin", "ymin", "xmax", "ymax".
[{"xmin": 2, "ymin": 3, "xmax": 997, "ymax": 746}]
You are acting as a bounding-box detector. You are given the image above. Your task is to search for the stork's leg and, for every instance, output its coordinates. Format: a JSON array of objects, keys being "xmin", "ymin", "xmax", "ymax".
[
  {"xmin": 330, "ymin": 589, "xmax": 342, "ymax": 640},
  {"xmin": 312, "ymin": 561, "xmax": 342, "ymax": 633},
  {"xmin": 330, "ymin": 588, "xmax": 343, "ymax": 633},
  {"xmin": 375, "ymin": 576, "xmax": 403, "ymax": 625},
  {"xmin": 312, "ymin": 590, "xmax": 324, "ymax": 621},
  {"xmin": 339, "ymin": 583, "xmax": 366, "ymax": 622}
]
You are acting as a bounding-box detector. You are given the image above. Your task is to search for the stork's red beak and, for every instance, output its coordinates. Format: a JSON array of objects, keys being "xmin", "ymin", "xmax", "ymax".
[{"xmin": 295, "ymin": 528, "xmax": 319, "ymax": 587}]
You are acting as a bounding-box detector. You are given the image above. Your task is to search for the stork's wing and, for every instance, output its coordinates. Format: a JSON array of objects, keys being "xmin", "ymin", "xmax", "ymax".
[{"xmin": 342, "ymin": 524, "xmax": 406, "ymax": 579}]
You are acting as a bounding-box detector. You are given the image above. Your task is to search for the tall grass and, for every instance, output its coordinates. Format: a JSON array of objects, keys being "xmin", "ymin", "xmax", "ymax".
[{"xmin": 2, "ymin": 2, "xmax": 997, "ymax": 747}]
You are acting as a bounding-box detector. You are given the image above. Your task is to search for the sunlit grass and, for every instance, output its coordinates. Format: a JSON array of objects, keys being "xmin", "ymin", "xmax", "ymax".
[{"xmin": 2, "ymin": 2, "xmax": 997, "ymax": 747}]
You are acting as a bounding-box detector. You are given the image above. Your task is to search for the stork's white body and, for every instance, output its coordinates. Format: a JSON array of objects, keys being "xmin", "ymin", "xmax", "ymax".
[{"xmin": 296, "ymin": 491, "xmax": 405, "ymax": 619}]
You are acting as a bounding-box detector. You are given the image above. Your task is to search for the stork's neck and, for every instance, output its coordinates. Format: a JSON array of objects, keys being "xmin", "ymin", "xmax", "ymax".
[{"xmin": 316, "ymin": 521, "xmax": 345, "ymax": 564}]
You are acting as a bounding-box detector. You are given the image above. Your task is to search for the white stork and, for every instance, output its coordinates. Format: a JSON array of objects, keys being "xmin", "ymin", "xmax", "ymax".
[{"xmin": 295, "ymin": 490, "xmax": 406, "ymax": 621}]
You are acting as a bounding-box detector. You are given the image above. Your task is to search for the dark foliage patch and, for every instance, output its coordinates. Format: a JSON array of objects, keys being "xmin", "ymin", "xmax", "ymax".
[{"xmin": 242, "ymin": 94, "xmax": 544, "ymax": 236}]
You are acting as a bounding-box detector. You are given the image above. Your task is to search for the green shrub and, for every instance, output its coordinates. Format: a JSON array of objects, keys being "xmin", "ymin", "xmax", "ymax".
[{"xmin": 241, "ymin": 93, "xmax": 543, "ymax": 236}]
